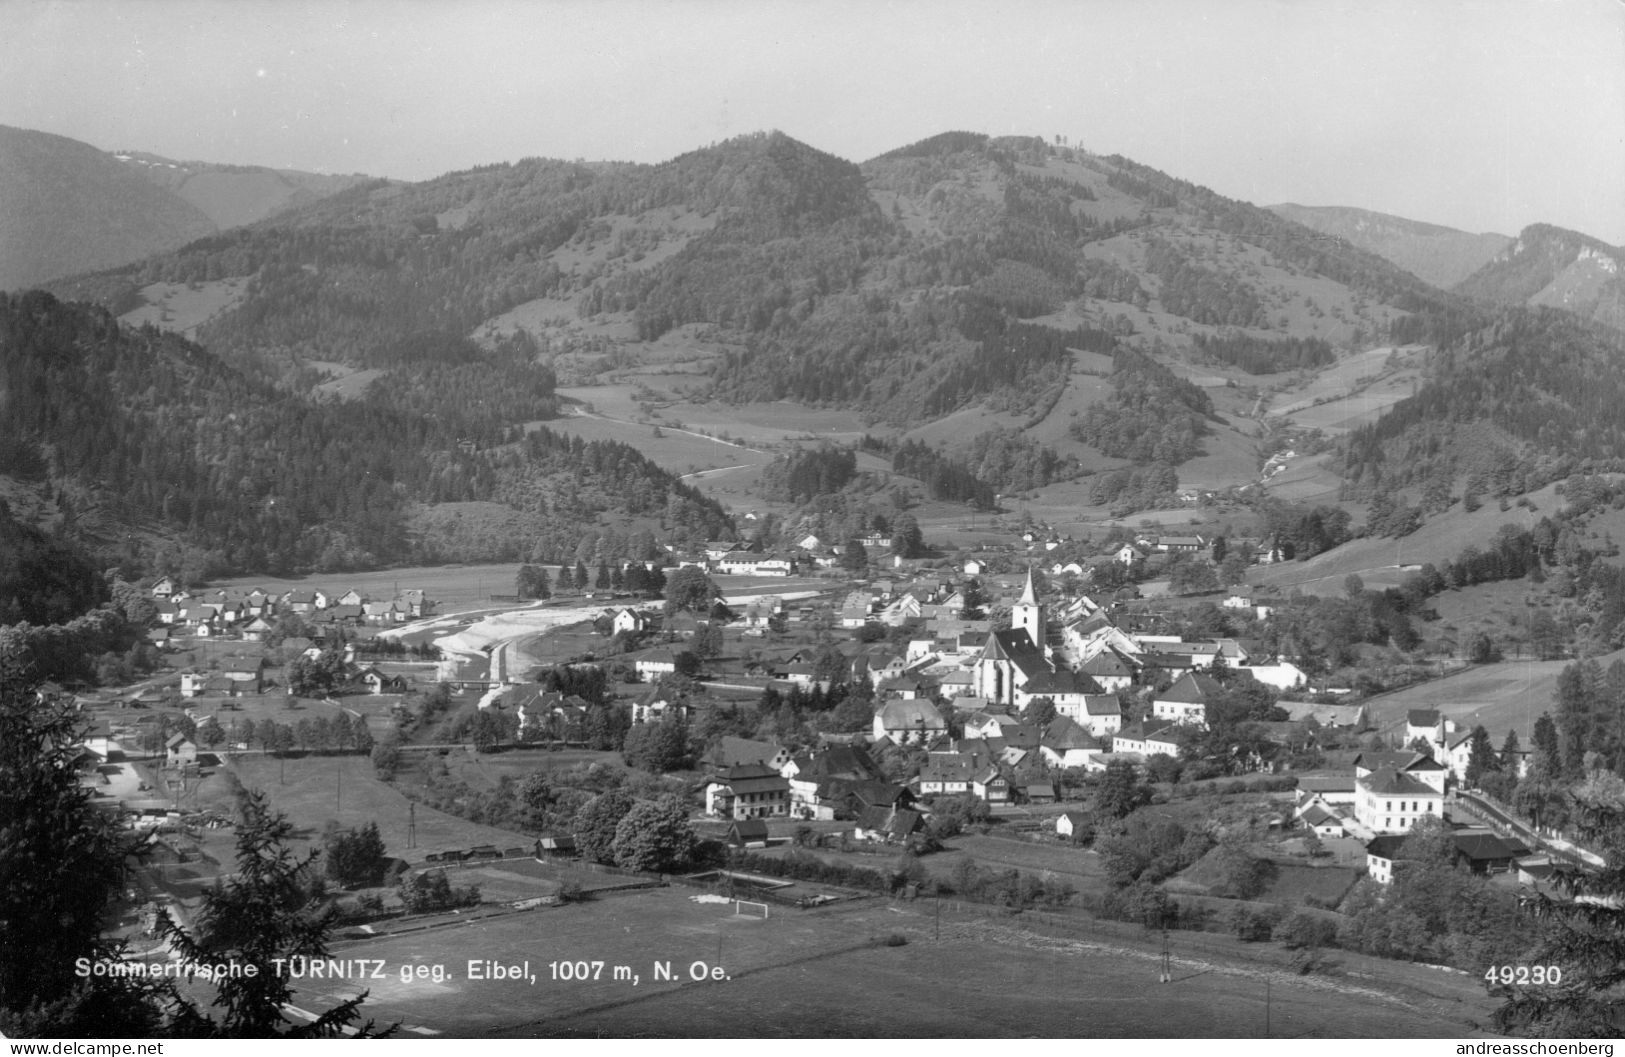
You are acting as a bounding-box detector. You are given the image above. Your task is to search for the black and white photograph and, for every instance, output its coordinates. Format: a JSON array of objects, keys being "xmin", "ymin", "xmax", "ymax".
[{"xmin": 2, "ymin": 0, "xmax": 1623, "ymax": 1043}]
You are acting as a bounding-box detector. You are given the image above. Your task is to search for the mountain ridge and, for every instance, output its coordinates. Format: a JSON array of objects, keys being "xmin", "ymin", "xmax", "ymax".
[
  {"xmin": 1454, "ymin": 222, "xmax": 1625, "ymax": 332},
  {"xmin": 1266, "ymin": 202, "xmax": 1511, "ymax": 289}
]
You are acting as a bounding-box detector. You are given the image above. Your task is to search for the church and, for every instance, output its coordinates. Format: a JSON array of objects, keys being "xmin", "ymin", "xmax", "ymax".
[{"xmin": 971, "ymin": 569, "xmax": 1102, "ymax": 711}]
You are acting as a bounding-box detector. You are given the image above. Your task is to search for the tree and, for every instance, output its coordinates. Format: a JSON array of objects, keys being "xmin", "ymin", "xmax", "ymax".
[
  {"xmin": 1498, "ymin": 729, "xmax": 1524, "ymax": 771},
  {"xmin": 1464, "ymin": 724, "xmax": 1500, "ymax": 788},
  {"xmin": 0, "ymin": 658, "xmax": 165, "ymax": 1037},
  {"xmin": 198, "ymin": 714, "xmax": 226, "ymax": 750},
  {"xmin": 515, "ymin": 564, "xmax": 550, "ymax": 601},
  {"xmin": 161, "ymin": 790, "xmax": 393, "ymax": 1037},
  {"xmin": 840, "ymin": 539, "xmax": 868, "ymax": 573},
  {"xmin": 1093, "ymin": 759, "xmax": 1153, "ymax": 819},
  {"xmin": 692, "ymin": 620, "xmax": 725, "ymax": 659},
  {"xmin": 1533, "ymin": 713, "xmax": 1561, "ymax": 774},
  {"xmin": 573, "ymin": 789, "xmax": 635, "ymax": 864},
  {"xmin": 322, "ymin": 821, "xmax": 388, "ymax": 888},
  {"xmin": 891, "ymin": 514, "xmax": 924, "ymax": 559},
  {"xmin": 664, "ymin": 566, "xmax": 719, "ymax": 614},
  {"xmin": 573, "ymin": 560, "xmax": 591, "ymax": 592},
  {"xmin": 610, "ymin": 795, "xmax": 701, "ymax": 873},
  {"xmin": 623, "ymin": 712, "xmax": 693, "ymax": 773},
  {"xmin": 370, "ymin": 737, "xmax": 401, "ymax": 780},
  {"xmin": 287, "ymin": 649, "xmax": 347, "ymax": 698},
  {"xmin": 1494, "ymin": 772, "xmax": 1625, "ymax": 1037}
]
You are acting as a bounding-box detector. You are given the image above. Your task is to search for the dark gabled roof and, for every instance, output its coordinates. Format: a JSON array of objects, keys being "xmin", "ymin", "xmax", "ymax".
[
  {"xmin": 1297, "ymin": 776, "xmax": 1356, "ymax": 793},
  {"xmin": 703, "ymin": 736, "xmax": 781, "ymax": 768},
  {"xmin": 1358, "ymin": 768, "xmax": 1441, "ymax": 797},
  {"xmin": 1353, "ymin": 750, "xmax": 1426, "ymax": 773},
  {"xmin": 798, "ymin": 744, "xmax": 881, "ymax": 781},
  {"xmin": 842, "ymin": 780, "xmax": 907, "ymax": 809},
  {"xmin": 1022, "ymin": 668, "xmax": 1101, "ymax": 696},
  {"xmin": 716, "ymin": 763, "xmax": 780, "ymax": 781},
  {"xmin": 1365, "ymin": 835, "xmax": 1408, "ymax": 859},
  {"xmin": 1080, "ymin": 650, "xmax": 1133, "ymax": 676},
  {"xmin": 1453, "ymin": 832, "xmax": 1522, "ymax": 861},
  {"xmin": 1083, "ymin": 694, "xmax": 1122, "ymax": 717},
  {"xmin": 1042, "ymin": 716, "xmax": 1097, "ymax": 751},
  {"xmin": 1407, "ymin": 709, "xmax": 1441, "ymax": 728},
  {"xmin": 1300, "ymin": 805, "xmax": 1339, "ymax": 826},
  {"xmin": 728, "ymin": 819, "xmax": 770, "ymax": 841},
  {"xmin": 715, "ymin": 773, "xmax": 789, "ymax": 797},
  {"xmin": 1157, "ymin": 671, "xmax": 1224, "ymax": 704}
]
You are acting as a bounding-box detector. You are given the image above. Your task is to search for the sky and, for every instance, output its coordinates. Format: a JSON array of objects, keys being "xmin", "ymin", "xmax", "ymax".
[{"xmin": 2, "ymin": 0, "xmax": 1622, "ymax": 242}]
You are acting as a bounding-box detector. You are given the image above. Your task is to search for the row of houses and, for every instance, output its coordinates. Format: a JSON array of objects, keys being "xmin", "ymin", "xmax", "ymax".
[{"xmin": 149, "ymin": 581, "xmax": 435, "ymax": 640}]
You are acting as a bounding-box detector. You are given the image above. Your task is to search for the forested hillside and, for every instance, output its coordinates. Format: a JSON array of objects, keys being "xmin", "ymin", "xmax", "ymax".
[
  {"xmin": 1455, "ymin": 224, "xmax": 1625, "ymax": 332},
  {"xmin": 40, "ymin": 127, "xmax": 1598, "ymax": 528},
  {"xmin": 0, "ymin": 125, "xmax": 215, "ymax": 291},
  {"xmin": 1340, "ymin": 309, "xmax": 1625, "ymax": 497},
  {"xmin": 1267, "ymin": 203, "xmax": 1511, "ymax": 289},
  {"xmin": 0, "ymin": 292, "xmax": 728, "ymax": 577}
]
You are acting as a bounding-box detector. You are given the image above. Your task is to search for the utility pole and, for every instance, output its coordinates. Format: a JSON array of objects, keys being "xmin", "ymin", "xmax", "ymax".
[{"xmin": 408, "ymin": 802, "xmax": 417, "ymax": 850}]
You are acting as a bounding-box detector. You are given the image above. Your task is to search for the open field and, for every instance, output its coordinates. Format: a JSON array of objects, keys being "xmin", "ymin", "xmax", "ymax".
[
  {"xmin": 540, "ymin": 411, "xmax": 774, "ymax": 477},
  {"xmin": 308, "ymin": 360, "xmax": 386, "ymax": 401},
  {"xmin": 277, "ymin": 887, "xmax": 1493, "ymax": 1037},
  {"xmin": 208, "ymin": 563, "xmax": 544, "ymax": 613},
  {"xmin": 1251, "ymin": 481, "xmax": 1569, "ymax": 596},
  {"xmin": 209, "ymin": 753, "xmax": 534, "ymax": 859},
  {"xmin": 1357, "ymin": 648, "xmax": 1625, "ymax": 744},
  {"xmin": 119, "ymin": 277, "xmax": 250, "ymax": 337}
]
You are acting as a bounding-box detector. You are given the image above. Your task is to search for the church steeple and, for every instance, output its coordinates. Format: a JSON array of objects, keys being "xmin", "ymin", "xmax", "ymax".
[
  {"xmin": 1012, "ymin": 565, "xmax": 1044, "ymax": 653},
  {"xmin": 1018, "ymin": 565, "xmax": 1040, "ymax": 607}
]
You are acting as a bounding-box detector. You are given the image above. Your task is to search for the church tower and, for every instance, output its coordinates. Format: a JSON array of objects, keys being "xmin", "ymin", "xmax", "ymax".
[{"xmin": 1012, "ymin": 566, "xmax": 1044, "ymax": 653}]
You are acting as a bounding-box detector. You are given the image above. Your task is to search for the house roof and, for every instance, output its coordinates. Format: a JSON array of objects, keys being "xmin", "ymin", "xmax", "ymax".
[
  {"xmin": 728, "ymin": 820, "xmax": 770, "ymax": 841},
  {"xmin": 1365, "ymin": 835, "xmax": 1408, "ymax": 859},
  {"xmin": 1301, "ymin": 805, "xmax": 1340, "ymax": 827},
  {"xmin": 1022, "ymin": 668, "xmax": 1101, "ymax": 696},
  {"xmin": 1083, "ymin": 694, "xmax": 1122, "ymax": 717},
  {"xmin": 1297, "ymin": 776, "xmax": 1357, "ymax": 793},
  {"xmin": 1407, "ymin": 709, "xmax": 1441, "ymax": 728},
  {"xmin": 1042, "ymin": 716, "xmax": 1097, "ymax": 751},
  {"xmin": 1358, "ymin": 768, "xmax": 1443, "ymax": 797},
  {"xmin": 703, "ymin": 737, "xmax": 781, "ymax": 769},
  {"xmin": 1278, "ymin": 700, "xmax": 1367, "ymax": 726},
  {"xmin": 1080, "ymin": 650, "xmax": 1133, "ymax": 677},
  {"xmin": 1453, "ymin": 832, "xmax": 1524, "ymax": 861},
  {"xmin": 711, "ymin": 764, "xmax": 786, "ymax": 790},
  {"xmin": 1156, "ymin": 671, "xmax": 1225, "ymax": 704},
  {"xmin": 875, "ymin": 698, "xmax": 946, "ymax": 731}
]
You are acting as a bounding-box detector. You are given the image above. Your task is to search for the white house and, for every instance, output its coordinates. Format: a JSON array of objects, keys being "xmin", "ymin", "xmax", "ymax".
[
  {"xmin": 1354, "ymin": 768, "xmax": 1445, "ymax": 834},
  {"xmin": 1112, "ymin": 723, "xmax": 1182, "ymax": 758},
  {"xmin": 1151, "ymin": 671, "xmax": 1223, "ymax": 728},
  {"xmin": 635, "ymin": 649, "xmax": 679, "ymax": 681}
]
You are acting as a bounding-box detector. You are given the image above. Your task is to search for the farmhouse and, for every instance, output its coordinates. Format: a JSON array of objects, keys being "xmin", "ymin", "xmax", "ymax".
[
  {"xmin": 704, "ymin": 764, "xmax": 790, "ymax": 820},
  {"xmin": 634, "ymin": 648, "xmax": 679, "ymax": 681},
  {"xmin": 1056, "ymin": 811, "xmax": 1091, "ymax": 840},
  {"xmin": 165, "ymin": 733, "xmax": 197, "ymax": 768},
  {"xmin": 1278, "ymin": 700, "xmax": 1369, "ymax": 729},
  {"xmin": 1111, "ymin": 723, "xmax": 1182, "ymax": 758},
  {"xmin": 1151, "ymin": 671, "xmax": 1224, "ymax": 728},
  {"xmin": 872, "ymin": 698, "xmax": 947, "ymax": 745}
]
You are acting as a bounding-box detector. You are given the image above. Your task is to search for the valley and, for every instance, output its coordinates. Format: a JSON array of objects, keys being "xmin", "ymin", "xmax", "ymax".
[{"xmin": 7, "ymin": 124, "xmax": 1625, "ymax": 1045}]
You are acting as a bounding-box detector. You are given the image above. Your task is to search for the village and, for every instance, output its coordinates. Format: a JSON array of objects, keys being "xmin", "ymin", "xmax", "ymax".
[{"xmin": 66, "ymin": 513, "xmax": 1575, "ymax": 918}]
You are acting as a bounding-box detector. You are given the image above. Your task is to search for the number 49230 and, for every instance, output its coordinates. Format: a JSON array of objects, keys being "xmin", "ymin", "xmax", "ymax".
[{"xmin": 1486, "ymin": 965, "xmax": 1562, "ymax": 986}]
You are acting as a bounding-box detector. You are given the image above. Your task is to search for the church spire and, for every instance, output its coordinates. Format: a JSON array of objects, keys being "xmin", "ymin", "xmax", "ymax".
[{"xmin": 1019, "ymin": 565, "xmax": 1040, "ymax": 607}]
